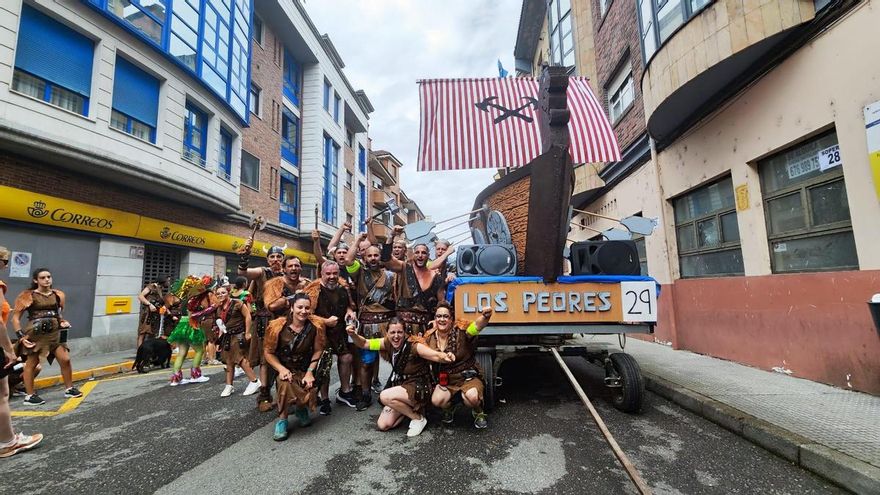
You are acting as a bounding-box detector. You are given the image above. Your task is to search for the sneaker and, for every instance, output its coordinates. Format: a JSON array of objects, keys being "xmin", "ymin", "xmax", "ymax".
[
  {"xmin": 22, "ymin": 394, "xmax": 45, "ymax": 406},
  {"xmin": 441, "ymin": 404, "xmax": 459, "ymax": 425},
  {"xmin": 273, "ymin": 419, "xmax": 288, "ymax": 441},
  {"xmin": 295, "ymin": 408, "xmax": 312, "ymax": 427},
  {"xmin": 169, "ymin": 371, "xmax": 183, "ymax": 387},
  {"xmin": 406, "ymin": 416, "xmax": 428, "ymax": 437},
  {"xmin": 234, "ymin": 366, "xmax": 245, "ymax": 378},
  {"xmin": 473, "ymin": 411, "xmax": 489, "ymax": 429},
  {"xmin": 335, "ymin": 389, "xmax": 357, "ymax": 408},
  {"xmin": 318, "ymin": 398, "xmax": 332, "ymax": 416},
  {"xmin": 371, "ymin": 380, "xmax": 384, "ymax": 395},
  {"xmin": 356, "ymin": 394, "xmax": 372, "ymax": 411},
  {"xmin": 188, "ymin": 367, "xmax": 210, "ymax": 384},
  {"xmin": 220, "ymin": 384, "xmax": 234, "ymax": 397},
  {"xmin": 0, "ymin": 433, "xmax": 44, "ymax": 458},
  {"xmin": 64, "ymin": 387, "xmax": 83, "ymax": 398},
  {"xmin": 10, "ymin": 386, "xmax": 26, "ymax": 398},
  {"xmin": 242, "ymin": 379, "xmax": 261, "ymax": 396}
]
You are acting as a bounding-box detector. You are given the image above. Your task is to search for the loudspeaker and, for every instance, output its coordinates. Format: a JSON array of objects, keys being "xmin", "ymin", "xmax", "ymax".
[
  {"xmin": 569, "ymin": 241, "xmax": 640, "ymax": 276},
  {"xmin": 457, "ymin": 244, "xmax": 517, "ymax": 277}
]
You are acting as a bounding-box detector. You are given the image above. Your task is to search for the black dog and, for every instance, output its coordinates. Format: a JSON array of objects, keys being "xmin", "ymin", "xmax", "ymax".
[{"xmin": 133, "ymin": 337, "xmax": 172, "ymax": 373}]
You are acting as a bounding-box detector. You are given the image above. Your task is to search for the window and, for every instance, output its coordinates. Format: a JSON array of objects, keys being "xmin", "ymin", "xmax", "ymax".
[
  {"xmin": 240, "ymin": 150, "xmax": 260, "ymax": 190},
  {"xmin": 632, "ymin": 235, "xmax": 649, "ymax": 275},
  {"xmin": 13, "ymin": 5, "xmax": 93, "ymax": 116},
  {"xmin": 346, "ymin": 130, "xmax": 354, "ymax": 147},
  {"xmin": 252, "ymin": 15, "xmax": 263, "ymax": 45},
  {"xmin": 359, "ymin": 145, "xmax": 367, "ymax": 174},
  {"xmin": 607, "ymin": 62, "xmax": 634, "ymax": 123},
  {"xmin": 250, "ymin": 84, "xmax": 261, "ymax": 117},
  {"xmin": 334, "ymin": 92, "xmax": 342, "ymax": 123},
  {"xmin": 358, "ymin": 182, "xmax": 367, "ymax": 233},
  {"xmin": 673, "ymin": 177, "xmax": 744, "ymax": 278},
  {"xmin": 547, "ymin": 0, "xmax": 576, "ymax": 68},
  {"xmin": 88, "ymin": 0, "xmax": 251, "ymax": 121},
  {"xmin": 111, "ymin": 57, "xmax": 159, "ymax": 142},
  {"xmin": 183, "ymin": 101, "xmax": 207, "ymax": 167},
  {"xmin": 281, "ymin": 108, "xmax": 299, "ymax": 166},
  {"xmin": 218, "ymin": 128, "xmax": 233, "ymax": 181},
  {"xmin": 279, "ymin": 170, "xmax": 298, "ymax": 227},
  {"xmin": 759, "ymin": 131, "xmax": 857, "ymax": 273},
  {"xmin": 269, "ymin": 167, "xmax": 279, "ymax": 199},
  {"xmin": 323, "ymin": 79, "xmax": 331, "ymax": 112},
  {"xmin": 322, "ymin": 136, "xmax": 340, "ymax": 224},
  {"xmin": 346, "ymin": 213, "xmax": 354, "ymax": 225},
  {"xmin": 346, "ymin": 170, "xmax": 353, "ymax": 190},
  {"xmin": 283, "ymin": 49, "xmax": 301, "ymax": 106},
  {"xmin": 637, "ymin": 0, "xmax": 712, "ymax": 62}
]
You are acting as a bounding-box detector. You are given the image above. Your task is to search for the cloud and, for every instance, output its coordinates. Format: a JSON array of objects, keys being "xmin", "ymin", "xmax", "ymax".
[{"xmin": 304, "ymin": 0, "xmax": 521, "ymax": 239}]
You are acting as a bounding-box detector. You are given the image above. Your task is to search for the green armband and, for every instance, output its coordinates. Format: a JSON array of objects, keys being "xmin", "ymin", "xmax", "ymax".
[
  {"xmin": 346, "ymin": 260, "xmax": 361, "ymax": 274},
  {"xmin": 368, "ymin": 338, "xmax": 382, "ymax": 351},
  {"xmin": 466, "ymin": 321, "xmax": 480, "ymax": 336}
]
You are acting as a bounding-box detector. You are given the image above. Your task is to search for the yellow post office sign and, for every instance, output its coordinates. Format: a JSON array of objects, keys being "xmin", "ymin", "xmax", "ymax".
[
  {"xmin": 454, "ymin": 281, "xmax": 658, "ymax": 324},
  {"xmin": 105, "ymin": 296, "xmax": 132, "ymax": 314}
]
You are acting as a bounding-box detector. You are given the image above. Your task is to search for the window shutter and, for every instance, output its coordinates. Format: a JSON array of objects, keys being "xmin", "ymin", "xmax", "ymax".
[
  {"xmin": 15, "ymin": 5, "xmax": 94, "ymax": 97},
  {"xmin": 113, "ymin": 57, "xmax": 160, "ymax": 127}
]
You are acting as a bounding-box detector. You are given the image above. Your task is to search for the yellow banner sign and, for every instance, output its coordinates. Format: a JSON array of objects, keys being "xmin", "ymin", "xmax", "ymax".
[
  {"xmin": 454, "ymin": 281, "xmax": 658, "ymax": 324},
  {"xmin": 0, "ymin": 185, "xmax": 316, "ymax": 265},
  {"xmin": 0, "ymin": 185, "xmax": 140, "ymax": 237}
]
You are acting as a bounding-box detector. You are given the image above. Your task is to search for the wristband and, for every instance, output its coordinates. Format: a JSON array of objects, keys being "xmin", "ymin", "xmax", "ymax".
[
  {"xmin": 466, "ymin": 321, "xmax": 480, "ymax": 336},
  {"xmin": 307, "ymin": 367, "xmax": 315, "ymax": 373}
]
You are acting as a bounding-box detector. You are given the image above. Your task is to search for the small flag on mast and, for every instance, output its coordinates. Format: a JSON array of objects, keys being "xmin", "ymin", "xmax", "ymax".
[
  {"xmin": 417, "ymin": 77, "xmax": 621, "ymax": 171},
  {"xmin": 497, "ymin": 59, "xmax": 509, "ymax": 78}
]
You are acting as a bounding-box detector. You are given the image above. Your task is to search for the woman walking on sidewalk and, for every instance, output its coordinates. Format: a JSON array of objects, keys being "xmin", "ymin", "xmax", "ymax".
[
  {"xmin": 11, "ymin": 268, "xmax": 83, "ymax": 405},
  {"xmin": 0, "ymin": 247, "xmax": 42, "ymax": 458},
  {"xmin": 212, "ymin": 286, "xmax": 260, "ymax": 397}
]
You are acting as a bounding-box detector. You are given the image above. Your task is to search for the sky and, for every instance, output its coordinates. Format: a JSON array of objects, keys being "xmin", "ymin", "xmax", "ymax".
[{"xmin": 304, "ymin": 0, "xmax": 523, "ymax": 243}]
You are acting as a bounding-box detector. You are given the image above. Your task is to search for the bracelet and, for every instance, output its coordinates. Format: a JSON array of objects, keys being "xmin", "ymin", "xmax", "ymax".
[{"xmin": 307, "ymin": 367, "xmax": 315, "ymax": 373}]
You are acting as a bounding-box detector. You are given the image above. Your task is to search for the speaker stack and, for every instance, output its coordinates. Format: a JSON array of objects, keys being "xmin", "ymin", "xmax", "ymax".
[
  {"xmin": 457, "ymin": 244, "xmax": 517, "ymax": 277},
  {"xmin": 568, "ymin": 241, "xmax": 640, "ymax": 276}
]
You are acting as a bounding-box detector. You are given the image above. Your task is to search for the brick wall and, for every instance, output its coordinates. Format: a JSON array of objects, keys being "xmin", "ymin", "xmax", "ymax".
[
  {"xmin": 591, "ymin": 0, "xmax": 647, "ymax": 151},
  {"xmin": 240, "ymin": 22, "xmax": 284, "ymax": 224},
  {"xmin": 0, "ymin": 152, "xmax": 311, "ymax": 255}
]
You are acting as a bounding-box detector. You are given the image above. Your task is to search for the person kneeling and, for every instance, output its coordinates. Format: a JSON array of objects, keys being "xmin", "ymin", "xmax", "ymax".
[
  {"xmin": 347, "ymin": 318, "xmax": 454, "ymax": 437},
  {"xmin": 424, "ymin": 303, "xmax": 493, "ymax": 429},
  {"xmin": 263, "ymin": 294, "xmax": 324, "ymax": 441}
]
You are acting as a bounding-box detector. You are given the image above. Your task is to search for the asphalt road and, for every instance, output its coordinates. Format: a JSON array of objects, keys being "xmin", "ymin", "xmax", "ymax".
[{"xmin": 7, "ymin": 353, "xmax": 845, "ymax": 494}]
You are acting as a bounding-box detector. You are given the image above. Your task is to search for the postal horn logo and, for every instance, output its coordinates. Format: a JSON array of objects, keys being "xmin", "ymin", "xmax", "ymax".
[
  {"xmin": 160, "ymin": 227, "xmax": 172, "ymax": 239},
  {"xmin": 231, "ymin": 240, "xmax": 241, "ymax": 251},
  {"xmin": 27, "ymin": 200, "xmax": 49, "ymax": 219}
]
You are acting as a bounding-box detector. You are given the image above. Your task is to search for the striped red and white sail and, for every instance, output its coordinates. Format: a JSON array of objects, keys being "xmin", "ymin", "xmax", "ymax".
[{"xmin": 417, "ymin": 77, "xmax": 621, "ymax": 172}]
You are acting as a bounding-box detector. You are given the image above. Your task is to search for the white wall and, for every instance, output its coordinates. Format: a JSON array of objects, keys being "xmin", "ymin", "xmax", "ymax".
[{"xmin": 179, "ymin": 250, "xmax": 216, "ymax": 279}]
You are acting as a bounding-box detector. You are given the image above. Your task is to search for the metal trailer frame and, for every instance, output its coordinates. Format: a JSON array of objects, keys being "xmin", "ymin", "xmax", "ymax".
[{"xmin": 475, "ymin": 323, "xmax": 653, "ymax": 413}]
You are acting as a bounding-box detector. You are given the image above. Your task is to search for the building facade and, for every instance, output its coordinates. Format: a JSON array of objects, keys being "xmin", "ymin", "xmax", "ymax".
[
  {"xmin": 367, "ymin": 150, "xmax": 424, "ymax": 242},
  {"xmin": 0, "ymin": 0, "xmax": 373, "ymax": 354},
  {"xmin": 515, "ymin": 0, "xmax": 880, "ymax": 394}
]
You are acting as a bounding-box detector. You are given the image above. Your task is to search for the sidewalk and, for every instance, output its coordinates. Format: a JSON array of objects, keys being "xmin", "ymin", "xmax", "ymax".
[
  {"xmin": 30, "ymin": 349, "xmax": 138, "ymax": 389},
  {"xmin": 583, "ymin": 335, "xmax": 880, "ymax": 494}
]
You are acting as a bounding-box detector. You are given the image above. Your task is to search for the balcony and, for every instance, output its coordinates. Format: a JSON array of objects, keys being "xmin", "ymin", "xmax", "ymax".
[
  {"xmin": 641, "ymin": 0, "xmax": 839, "ymax": 149},
  {"xmin": 369, "ymin": 222, "xmax": 392, "ymax": 242},
  {"xmin": 371, "ymin": 189, "xmax": 395, "ymax": 207}
]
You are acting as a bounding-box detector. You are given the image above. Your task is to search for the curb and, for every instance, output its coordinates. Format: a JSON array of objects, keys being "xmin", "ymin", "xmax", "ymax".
[
  {"xmin": 33, "ymin": 350, "xmax": 196, "ymax": 390},
  {"xmin": 643, "ymin": 372, "xmax": 880, "ymax": 494}
]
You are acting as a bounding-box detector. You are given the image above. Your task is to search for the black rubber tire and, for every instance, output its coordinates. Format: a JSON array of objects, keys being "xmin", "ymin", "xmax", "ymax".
[
  {"xmin": 477, "ymin": 351, "xmax": 495, "ymax": 411},
  {"xmin": 609, "ymin": 352, "xmax": 645, "ymax": 414}
]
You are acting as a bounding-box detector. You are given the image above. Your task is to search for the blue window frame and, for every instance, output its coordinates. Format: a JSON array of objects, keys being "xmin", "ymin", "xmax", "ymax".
[
  {"xmin": 283, "ymin": 49, "xmax": 301, "ymax": 106},
  {"xmin": 218, "ymin": 128, "xmax": 233, "ymax": 180},
  {"xmin": 358, "ymin": 145, "xmax": 366, "ymax": 175},
  {"xmin": 358, "ymin": 182, "xmax": 367, "ymax": 233},
  {"xmin": 322, "ymin": 135, "xmax": 339, "ymax": 224},
  {"xmin": 13, "ymin": 5, "xmax": 93, "ymax": 116},
  {"xmin": 323, "ymin": 79, "xmax": 331, "ymax": 112},
  {"xmin": 85, "ymin": 0, "xmax": 253, "ymax": 123},
  {"xmin": 334, "ymin": 92, "xmax": 341, "ymax": 123},
  {"xmin": 111, "ymin": 57, "xmax": 159, "ymax": 142},
  {"xmin": 279, "ymin": 170, "xmax": 298, "ymax": 227},
  {"xmin": 183, "ymin": 101, "xmax": 208, "ymax": 166},
  {"xmin": 281, "ymin": 108, "xmax": 299, "ymax": 166}
]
